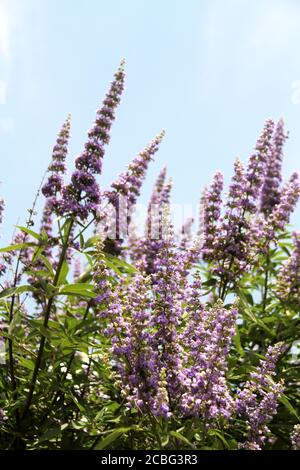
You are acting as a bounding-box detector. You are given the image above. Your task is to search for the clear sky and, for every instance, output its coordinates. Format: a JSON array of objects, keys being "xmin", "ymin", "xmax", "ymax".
[{"xmin": 1, "ymin": 0, "xmax": 300, "ymax": 243}]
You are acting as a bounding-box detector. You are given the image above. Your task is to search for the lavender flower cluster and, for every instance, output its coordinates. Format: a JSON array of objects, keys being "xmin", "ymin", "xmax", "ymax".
[
  {"xmin": 95, "ymin": 225, "xmax": 283, "ymax": 442},
  {"xmin": 100, "ymin": 132, "xmax": 165, "ymax": 254},
  {"xmin": 200, "ymin": 119, "xmax": 300, "ymax": 289},
  {"xmin": 128, "ymin": 167, "xmax": 173, "ymax": 273},
  {"xmin": 42, "ymin": 61, "xmax": 125, "ymax": 221},
  {"xmin": 42, "ymin": 114, "xmax": 71, "ymax": 206},
  {"xmin": 276, "ymin": 231, "xmax": 300, "ymax": 305},
  {"xmin": 0, "ymin": 197, "xmax": 4, "ymax": 226},
  {"xmin": 106, "ymin": 131, "xmax": 165, "ymax": 211},
  {"xmin": 0, "ymin": 197, "xmax": 5, "ymax": 276},
  {"xmin": 236, "ymin": 343, "xmax": 285, "ymax": 450},
  {"xmin": 260, "ymin": 119, "xmax": 287, "ymax": 214},
  {"xmin": 1, "ymin": 61, "xmax": 299, "ymax": 452},
  {"xmin": 291, "ymin": 424, "xmax": 300, "ymax": 450}
]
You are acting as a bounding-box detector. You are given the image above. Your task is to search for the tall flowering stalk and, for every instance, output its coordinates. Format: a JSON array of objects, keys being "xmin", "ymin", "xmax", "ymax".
[
  {"xmin": 178, "ymin": 217, "xmax": 194, "ymax": 251},
  {"xmin": 39, "ymin": 200, "xmax": 53, "ymax": 258},
  {"xmin": 236, "ymin": 343, "xmax": 285, "ymax": 450},
  {"xmin": 145, "ymin": 167, "xmax": 172, "ymax": 240},
  {"xmin": 0, "ymin": 197, "xmax": 6, "ymax": 276},
  {"xmin": 150, "ymin": 222, "xmax": 187, "ymax": 412},
  {"xmin": 126, "ymin": 167, "xmax": 173, "ymax": 272},
  {"xmin": 107, "ymin": 131, "xmax": 165, "ymax": 210},
  {"xmin": 0, "ymin": 197, "xmax": 4, "ymax": 226},
  {"xmin": 102, "ymin": 132, "xmax": 165, "ymax": 255},
  {"xmin": 93, "ymin": 238, "xmax": 112, "ymax": 312},
  {"xmin": 291, "ymin": 424, "xmax": 300, "ymax": 450},
  {"xmin": 276, "ymin": 231, "xmax": 300, "ymax": 306},
  {"xmin": 244, "ymin": 118, "xmax": 274, "ymax": 212},
  {"xmin": 104, "ymin": 219, "xmax": 188, "ymax": 417},
  {"xmin": 42, "ymin": 114, "xmax": 71, "ymax": 209},
  {"xmin": 103, "ymin": 263, "xmax": 157, "ymax": 412},
  {"xmin": 61, "ymin": 61, "xmax": 125, "ymax": 220},
  {"xmin": 260, "ymin": 119, "xmax": 287, "ymax": 215},
  {"xmin": 200, "ymin": 119, "xmax": 299, "ymax": 299},
  {"xmin": 137, "ymin": 168, "xmax": 173, "ymax": 273},
  {"xmin": 180, "ymin": 296, "xmax": 237, "ymax": 421},
  {"xmin": 201, "ymin": 171, "xmax": 223, "ymax": 260},
  {"xmin": 266, "ymin": 173, "xmax": 300, "ymax": 237},
  {"xmin": 15, "ymin": 61, "xmax": 126, "ymax": 420},
  {"xmin": 214, "ymin": 158, "xmax": 252, "ymax": 281}
]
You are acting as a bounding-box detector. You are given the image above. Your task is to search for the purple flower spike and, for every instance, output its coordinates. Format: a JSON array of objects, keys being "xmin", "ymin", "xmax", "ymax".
[
  {"xmin": 128, "ymin": 167, "xmax": 172, "ymax": 269},
  {"xmin": 276, "ymin": 231, "xmax": 300, "ymax": 305},
  {"xmin": 0, "ymin": 197, "xmax": 6, "ymax": 275},
  {"xmin": 260, "ymin": 119, "xmax": 287, "ymax": 215},
  {"xmin": 0, "ymin": 197, "xmax": 4, "ymax": 226},
  {"xmin": 93, "ymin": 239, "xmax": 112, "ymax": 315},
  {"xmin": 102, "ymin": 132, "xmax": 165, "ymax": 255},
  {"xmin": 291, "ymin": 424, "xmax": 300, "ymax": 450},
  {"xmin": 75, "ymin": 60, "xmax": 125, "ymax": 176},
  {"xmin": 180, "ymin": 299, "xmax": 237, "ymax": 421},
  {"xmin": 202, "ymin": 171, "xmax": 223, "ymax": 260},
  {"xmin": 106, "ymin": 131, "xmax": 165, "ymax": 211},
  {"xmin": 245, "ymin": 119, "xmax": 275, "ymax": 211},
  {"xmin": 61, "ymin": 61, "xmax": 125, "ymax": 220},
  {"xmin": 39, "ymin": 199, "xmax": 54, "ymax": 259},
  {"xmin": 236, "ymin": 343, "xmax": 285, "ymax": 450},
  {"xmin": 267, "ymin": 172, "xmax": 300, "ymax": 236},
  {"xmin": 42, "ymin": 114, "xmax": 71, "ymax": 201}
]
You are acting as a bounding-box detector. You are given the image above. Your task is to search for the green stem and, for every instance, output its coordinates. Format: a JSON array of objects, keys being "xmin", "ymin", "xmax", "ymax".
[
  {"xmin": 7, "ymin": 176, "xmax": 46, "ymax": 446},
  {"xmin": 21, "ymin": 219, "xmax": 74, "ymax": 422},
  {"xmin": 39, "ymin": 301, "xmax": 91, "ymax": 426},
  {"xmin": 262, "ymin": 253, "xmax": 270, "ymax": 314}
]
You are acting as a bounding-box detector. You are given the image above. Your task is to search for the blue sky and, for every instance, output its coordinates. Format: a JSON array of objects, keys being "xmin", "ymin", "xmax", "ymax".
[{"xmin": 1, "ymin": 0, "xmax": 300, "ymax": 243}]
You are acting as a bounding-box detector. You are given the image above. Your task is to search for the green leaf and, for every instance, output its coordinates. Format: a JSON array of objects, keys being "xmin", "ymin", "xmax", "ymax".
[
  {"xmin": 58, "ymin": 283, "xmax": 95, "ymax": 298},
  {"xmin": 38, "ymin": 428, "xmax": 62, "ymax": 443},
  {"xmin": 233, "ymin": 325, "xmax": 244, "ymax": 357},
  {"xmin": 40, "ymin": 228, "xmax": 49, "ymax": 241},
  {"xmin": 169, "ymin": 431, "xmax": 194, "ymax": 448},
  {"xmin": 32, "ymin": 246, "xmax": 43, "ymax": 263},
  {"xmin": 94, "ymin": 427, "xmax": 138, "ymax": 450},
  {"xmin": 0, "ymin": 285, "xmax": 37, "ymax": 299},
  {"xmin": 202, "ymin": 278, "xmax": 217, "ymax": 287},
  {"xmin": 28, "ymin": 320, "xmax": 52, "ymax": 339},
  {"xmin": 0, "ymin": 242, "xmax": 36, "ymax": 253},
  {"xmin": 38, "ymin": 255, "xmax": 55, "ymax": 276},
  {"xmin": 16, "ymin": 225, "xmax": 42, "ymax": 241},
  {"xmin": 57, "ymin": 261, "xmax": 69, "ymax": 286},
  {"xmin": 208, "ymin": 429, "xmax": 230, "ymax": 449},
  {"xmin": 80, "ymin": 233, "xmax": 85, "ymax": 249},
  {"xmin": 19, "ymin": 357, "xmax": 35, "ymax": 370},
  {"xmin": 280, "ymin": 394, "xmax": 300, "ymax": 420},
  {"xmin": 104, "ymin": 253, "xmax": 139, "ymax": 277},
  {"xmin": 236, "ymin": 288, "xmax": 275, "ymax": 336}
]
